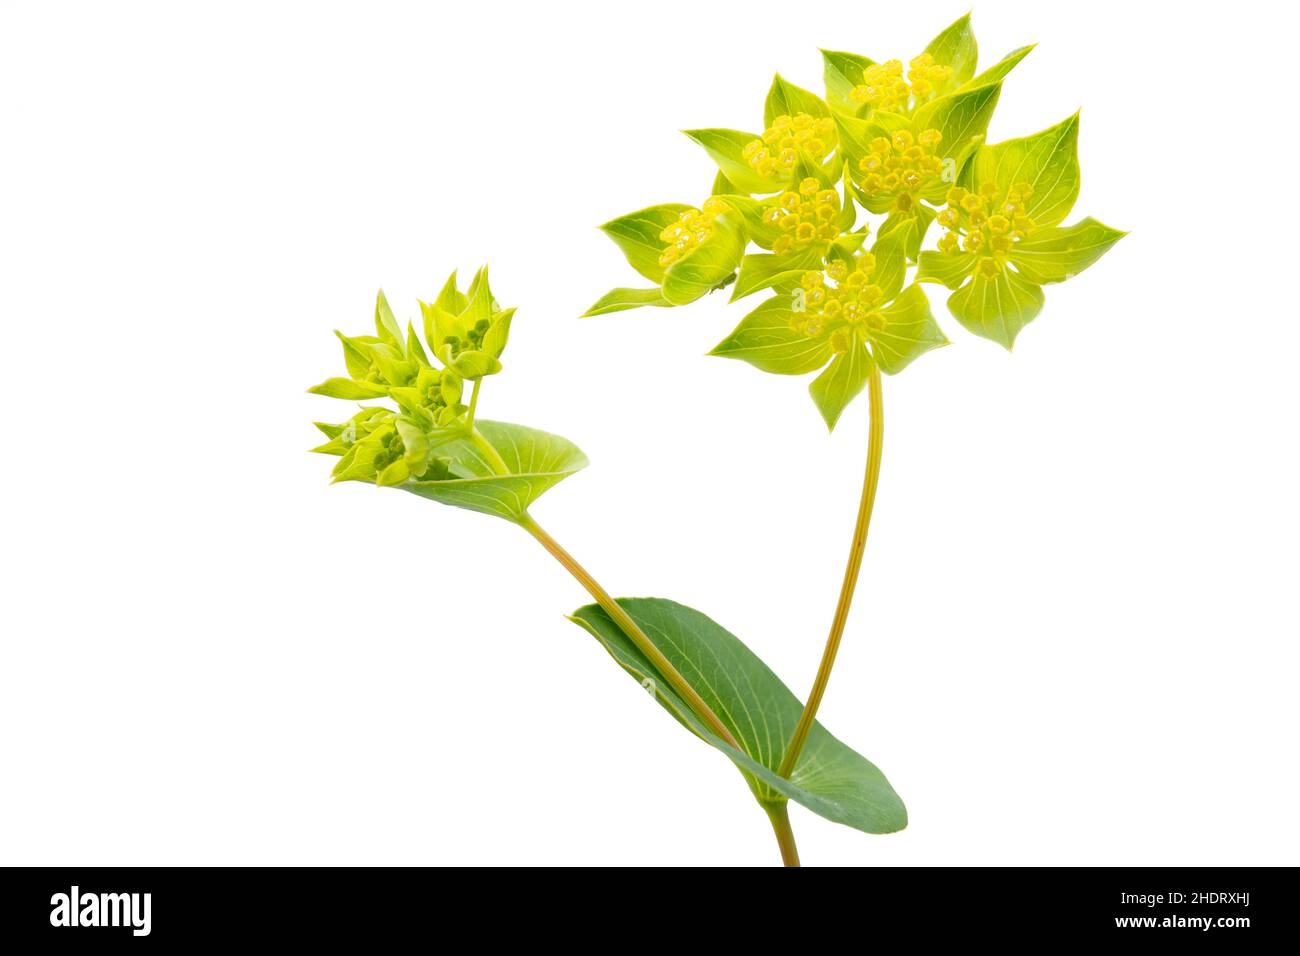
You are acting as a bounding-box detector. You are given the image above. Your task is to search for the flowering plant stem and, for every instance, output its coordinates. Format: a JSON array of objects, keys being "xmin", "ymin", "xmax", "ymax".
[
  {"xmin": 765, "ymin": 801, "xmax": 801, "ymax": 867},
  {"xmin": 464, "ymin": 427, "xmax": 743, "ymax": 753},
  {"xmin": 778, "ymin": 361, "xmax": 884, "ymax": 780}
]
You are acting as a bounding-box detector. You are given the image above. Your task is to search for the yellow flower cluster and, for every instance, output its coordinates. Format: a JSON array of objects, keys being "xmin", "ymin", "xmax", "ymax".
[
  {"xmin": 760, "ymin": 178, "xmax": 841, "ymax": 256},
  {"xmin": 850, "ymin": 54, "xmax": 954, "ymax": 111},
  {"xmin": 658, "ymin": 197, "xmax": 730, "ymax": 269},
  {"xmin": 789, "ymin": 252, "xmax": 886, "ymax": 353},
  {"xmin": 936, "ymin": 182, "xmax": 1037, "ymax": 276},
  {"xmin": 858, "ymin": 128, "xmax": 945, "ymax": 208},
  {"xmin": 742, "ymin": 113, "xmax": 836, "ymax": 179}
]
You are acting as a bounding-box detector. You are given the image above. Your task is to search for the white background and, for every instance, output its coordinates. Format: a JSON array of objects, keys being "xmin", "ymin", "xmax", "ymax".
[{"xmin": 2, "ymin": 0, "xmax": 1297, "ymax": 867}]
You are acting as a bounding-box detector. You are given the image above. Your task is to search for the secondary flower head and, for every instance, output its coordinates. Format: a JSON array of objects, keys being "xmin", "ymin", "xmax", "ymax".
[
  {"xmin": 935, "ymin": 182, "xmax": 1038, "ymax": 273},
  {"xmin": 658, "ymin": 197, "xmax": 731, "ymax": 269},
  {"xmin": 308, "ymin": 268, "xmax": 519, "ymax": 485}
]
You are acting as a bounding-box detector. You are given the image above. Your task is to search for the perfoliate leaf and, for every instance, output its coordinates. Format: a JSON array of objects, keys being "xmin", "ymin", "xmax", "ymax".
[
  {"xmin": 661, "ymin": 215, "xmax": 745, "ymax": 306},
  {"xmin": 821, "ymin": 49, "xmax": 876, "ymax": 115},
  {"xmin": 308, "ymin": 377, "xmax": 389, "ymax": 400},
  {"xmin": 960, "ymin": 44, "xmax": 1035, "ymax": 92},
  {"xmin": 581, "ymin": 287, "xmax": 671, "ymax": 317},
  {"xmin": 402, "ymin": 420, "xmax": 588, "ymax": 522},
  {"xmin": 917, "ymin": 249, "xmax": 977, "ymax": 289},
  {"xmin": 924, "ymin": 12, "xmax": 978, "ymax": 89},
  {"xmin": 974, "ymin": 113, "xmax": 1081, "ymax": 228},
  {"xmin": 599, "ymin": 204, "xmax": 695, "ymax": 284},
  {"xmin": 1008, "ymin": 218, "xmax": 1126, "ymax": 285},
  {"xmin": 764, "ymin": 73, "xmax": 831, "ymax": 128},
  {"xmin": 947, "ymin": 267, "xmax": 1046, "ymax": 349},
  {"xmin": 810, "ymin": 342, "xmax": 874, "ymax": 430},
  {"xmin": 709, "ymin": 294, "xmax": 834, "ymax": 375},
  {"xmin": 683, "ymin": 128, "xmax": 781, "ymax": 195},
  {"xmin": 570, "ymin": 598, "xmax": 907, "ymax": 834},
  {"xmin": 866, "ymin": 283, "xmax": 949, "ymax": 375}
]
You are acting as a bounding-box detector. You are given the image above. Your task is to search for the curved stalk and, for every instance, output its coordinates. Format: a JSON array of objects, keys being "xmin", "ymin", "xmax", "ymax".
[
  {"xmin": 777, "ymin": 362, "xmax": 883, "ymax": 779},
  {"xmin": 465, "ymin": 426, "xmax": 742, "ymax": 753},
  {"xmin": 518, "ymin": 514, "xmax": 741, "ymax": 752}
]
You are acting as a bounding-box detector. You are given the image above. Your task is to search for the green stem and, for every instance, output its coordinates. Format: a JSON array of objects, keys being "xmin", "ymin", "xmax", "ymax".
[
  {"xmin": 777, "ymin": 361, "xmax": 884, "ymax": 779},
  {"xmin": 518, "ymin": 513, "xmax": 742, "ymax": 752},
  {"xmin": 465, "ymin": 378, "xmax": 482, "ymax": 430},
  {"xmin": 764, "ymin": 802, "xmax": 801, "ymax": 867},
  {"xmin": 465, "ymin": 424, "xmax": 742, "ymax": 753},
  {"xmin": 468, "ymin": 425, "xmax": 511, "ymax": 476}
]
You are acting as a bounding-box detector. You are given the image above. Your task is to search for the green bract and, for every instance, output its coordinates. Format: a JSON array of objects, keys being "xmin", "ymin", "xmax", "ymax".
[{"xmin": 918, "ymin": 114, "xmax": 1127, "ymax": 348}]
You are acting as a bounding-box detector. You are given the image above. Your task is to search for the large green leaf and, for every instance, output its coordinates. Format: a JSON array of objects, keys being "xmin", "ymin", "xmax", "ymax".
[
  {"xmin": 402, "ymin": 420, "xmax": 587, "ymax": 522},
  {"xmin": 570, "ymin": 598, "xmax": 907, "ymax": 835},
  {"xmin": 709, "ymin": 293, "xmax": 833, "ymax": 375}
]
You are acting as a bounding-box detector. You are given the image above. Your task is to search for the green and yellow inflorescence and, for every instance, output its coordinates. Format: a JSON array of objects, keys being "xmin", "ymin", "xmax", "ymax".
[{"xmin": 588, "ymin": 13, "xmax": 1123, "ymax": 429}]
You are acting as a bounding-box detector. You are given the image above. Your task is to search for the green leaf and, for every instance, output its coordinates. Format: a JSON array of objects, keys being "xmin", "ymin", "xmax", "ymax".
[
  {"xmin": 866, "ymin": 283, "xmax": 949, "ymax": 374},
  {"xmin": 869, "ymin": 229, "xmax": 909, "ymax": 301},
  {"xmin": 924, "ymin": 12, "xmax": 978, "ymax": 88},
  {"xmin": 809, "ymin": 343, "xmax": 873, "ymax": 430},
  {"xmin": 307, "ymin": 377, "xmax": 389, "ymax": 400},
  {"xmin": 730, "ymin": 246, "xmax": 821, "ymax": 302},
  {"xmin": 709, "ymin": 294, "xmax": 833, "ymax": 375},
  {"xmin": 913, "ymin": 82, "xmax": 1001, "ymax": 201},
  {"xmin": 599, "ymin": 204, "xmax": 695, "ymax": 284},
  {"xmin": 1008, "ymin": 217, "xmax": 1126, "ymax": 285},
  {"xmin": 402, "ymin": 421, "xmax": 587, "ymax": 522},
  {"xmin": 917, "ymin": 249, "xmax": 976, "ymax": 290},
  {"xmin": 947, "ymin": 267, "xmax": 1046, "ymax": 349},
  {"xmin": 764, "ymin": 73, "xmax": 830, "ymax": 128},
  {"xmin": 974, "ymin": 113, "xmax": 1081, "ymax": 228},
  {"xmin": 683, "ymin": 129, "xmax": 781, "ymax": 195},
  {"xmin": 581, "ymin": 287, "xmax": 670, "ymax": 317},
  {"xmin": 960, "ymin": 44, "xmax": 1035, "ymax": 92},
  {"xmin": 661, "ymin": 215, "xmax": 745, "ymax": 306},
  {"xmin": 821, "ymin": 49, "xmax": 875, "ymax": 115},
  {"xmin": 569, "ymin": 598, "xmax": 907, "ymax": 835},
  {"xmin": 877, "ymin": 204, "xmax": 936, "ymax": 262}
]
